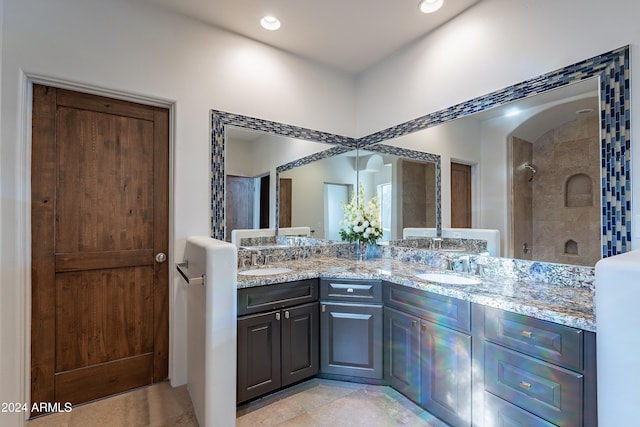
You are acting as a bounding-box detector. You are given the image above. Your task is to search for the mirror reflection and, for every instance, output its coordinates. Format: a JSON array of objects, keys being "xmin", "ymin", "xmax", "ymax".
[
  {"xmin": 224, "ymin": 79, "xmax": 599, "ymax": 265},
  {"xmin": 225, "ymin": 126, "xmax": 338, "ymax": 241},
  {"xmin": 216, "ymin": 47, "xmax": 630, "ymax": 267},
  {"xmin": 358, "ymin": 146, "xmax": 440, "ymax": 241},
  {"xmin": 506, "ymin": 81, "xmax": 599, "ymax": 266},
  {"xmin": 277, "ymin": 150, "xmax": 357, "ymax": 240}
]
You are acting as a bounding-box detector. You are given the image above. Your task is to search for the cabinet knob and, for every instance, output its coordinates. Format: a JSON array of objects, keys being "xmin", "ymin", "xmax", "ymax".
[
  {"xmin": 421, "ymin": 324, "xmax": 427, "ymax": 332},
  {"xmin": 520, "ymin": 330, "xmax": 533, "ymax": 339},
  {"xmin": 285, "ymin": 311, "xmax": 290, "ymax": 319},
  {"xmin": 275, "ymin": 312, "xmax": 281, "ymax": 321},
  {"xmin": 347, "ymin": 288, "xmax": 354, "ymax": 293},
  {"xmin": 412, "ymin": 320, "xmax": 418, "ymax": 328},
  {"xmin": 519, "ymin": 380, "xmax": 532, "ymax": 390},
  {"xmin": 322, "ymin": 305, "xmax": 326, "ymax": 313}
]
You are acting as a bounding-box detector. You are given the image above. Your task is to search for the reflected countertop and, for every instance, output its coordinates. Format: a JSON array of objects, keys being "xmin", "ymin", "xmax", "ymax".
[{"xmin": 237, "ymin": 257, "xmax": 595, "ymax": 332}]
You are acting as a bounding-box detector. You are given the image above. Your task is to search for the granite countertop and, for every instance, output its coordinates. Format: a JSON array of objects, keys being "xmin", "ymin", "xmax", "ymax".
[{"xmin": 236, "ymin": 256, "xmax": 595, "ymax": 332}]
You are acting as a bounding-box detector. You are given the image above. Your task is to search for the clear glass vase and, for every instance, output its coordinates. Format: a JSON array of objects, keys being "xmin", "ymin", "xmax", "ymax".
[{"xmin": 356, "ymin": 241, "xmax": 365, "ymax": 261}]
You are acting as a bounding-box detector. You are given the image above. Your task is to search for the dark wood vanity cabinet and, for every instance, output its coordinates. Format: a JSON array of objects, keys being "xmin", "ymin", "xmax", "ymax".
[
  {"xmin": 320, "ymin": 278, "xmax": 383, "ymax": 380},
  {"xmin": 478, "ymin": 306, "xmax": 597, "ymax": 427},
  {"xmin": 237, "ymin": 279, "xmax": 319, "ymax": 403},
  {"xmin": 237, "ymin": 276, "xmax": 596, "ymax": 426},
  {"xmin": 384, "ymin": 282, "xmax": 472, "ymax": 427}
]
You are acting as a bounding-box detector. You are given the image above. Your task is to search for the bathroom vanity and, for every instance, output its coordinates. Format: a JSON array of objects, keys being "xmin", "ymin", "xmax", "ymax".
[
  {"xmin": 236, "ymin": 253, "xmax": 596, "ymax": 427},
  {"xmin": 320, "ymin": 278, "xmax": 383, "ymax": 380},
  {"xmin": 236, "ymin": 279, "xmax": 319, "ymax": 403}
]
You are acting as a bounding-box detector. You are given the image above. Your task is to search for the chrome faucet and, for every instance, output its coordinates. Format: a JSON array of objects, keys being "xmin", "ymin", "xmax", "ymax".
[
  {"xmin": 450, "ymin": 255, "xmax": 471, "ymax": 273},
  {"xmin": 475, "ymin": 262, "xmax": 485, "ymax": 277},
  {"xmin": 431, "ymin": 237, "xmax": 443, "ymax": 250},
  {"xmin": 250, "ymin": 250, "xmax": 259, "ymax": 266}
]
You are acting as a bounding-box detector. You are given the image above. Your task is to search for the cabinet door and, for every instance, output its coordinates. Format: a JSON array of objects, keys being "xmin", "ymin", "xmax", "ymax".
[
  {"xmin": 281, "ymin": 302, "xmax": 319, "ymax": 387},
  {"xmin": 384, "ymin": 307, "xmax": 421, "ymax": 403},
  {"xmin": 321, "ymin": 303, "xmax": 383, "ymax": 379},
  {"xmin": 421, "ymin": 320, "xmax": 472, "ymax": 427},
  {"xmin": 237, "ymin": 311, "xmax": 281, "ymax": 403}
]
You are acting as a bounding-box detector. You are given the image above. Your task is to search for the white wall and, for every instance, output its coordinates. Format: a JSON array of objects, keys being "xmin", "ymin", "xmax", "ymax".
[
  {"xmin": 0, "ymin": 0, "xmax": 355, "ymax": 425},
  {"xmin": 356, "ymin": 0, "xmax": 640, "ymax": 251}
]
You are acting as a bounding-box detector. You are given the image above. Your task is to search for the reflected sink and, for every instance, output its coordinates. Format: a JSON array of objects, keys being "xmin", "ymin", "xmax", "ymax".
[
  {"xmin": 238, "ymin": 267, "xmax": 293, "ymax": 276},
  {"xmin": 415, "ymin": 272, "xmax": 481, "ymax": 285}
]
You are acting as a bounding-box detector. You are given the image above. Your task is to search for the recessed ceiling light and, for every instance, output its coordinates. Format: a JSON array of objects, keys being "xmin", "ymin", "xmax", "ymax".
[
  {"xmin": 260, "ymin": 16, "xmax": 281, "ymax": 31},
  {"xmin": 419, "ymin": 0, "xmax": 444, "ymax": 14}
]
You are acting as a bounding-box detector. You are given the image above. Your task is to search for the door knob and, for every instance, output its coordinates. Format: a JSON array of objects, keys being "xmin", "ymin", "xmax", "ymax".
[{"xmin": 155, "ymin": 252, "xmax": 167, "ymax": 263}]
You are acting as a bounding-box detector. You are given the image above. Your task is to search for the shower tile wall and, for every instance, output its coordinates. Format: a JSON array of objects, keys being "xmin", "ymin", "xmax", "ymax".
[
  {"xmin": 401, "ymin": 159, "xmax": 437, "ymax": 228},
  {"xmin": 527, "ymin": 115, "xmax": 600, "ymax": 266},
  {"xmin": 512, "ymin": 137, "xmax": 533, "ymax": 260}
]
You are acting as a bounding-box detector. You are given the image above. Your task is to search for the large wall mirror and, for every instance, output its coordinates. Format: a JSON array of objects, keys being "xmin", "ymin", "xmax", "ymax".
[
  {"xmin": 223, "ymin": 125, "xmax": 441, "ymax": 241},
  {"xmin": 224, "ymin": 126, "xmax": 352, "ymax": 241},
  {"xmin": 211, "ymin": 45, "xmax": 630, "ymax": 267}
]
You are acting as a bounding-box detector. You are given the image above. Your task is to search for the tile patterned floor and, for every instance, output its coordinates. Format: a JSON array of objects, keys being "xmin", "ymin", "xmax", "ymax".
[
  {"xmin": 25, "ymin": 382, "xmax": 197, "ymax": 427},
  {"xmin": 237, "ymin": 379, "xmax": 448, "ymax": 427},
  {"xmin": 26, "ymin": 379, "xmax": 448, "ymax": 427}
]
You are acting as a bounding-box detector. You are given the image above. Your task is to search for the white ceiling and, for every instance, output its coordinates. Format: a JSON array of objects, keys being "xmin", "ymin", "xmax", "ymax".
[{"xmin": 144, "ymin": 0, "xmax": 482, "ymax": 74}]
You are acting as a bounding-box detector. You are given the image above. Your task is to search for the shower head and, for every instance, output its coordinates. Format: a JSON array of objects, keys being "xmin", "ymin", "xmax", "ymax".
[{"xmin": 524, "ymin": 163, "xmax": 537, "ymax": 174}]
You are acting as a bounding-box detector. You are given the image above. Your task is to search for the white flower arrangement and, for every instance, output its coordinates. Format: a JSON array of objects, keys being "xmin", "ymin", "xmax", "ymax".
[{"xmin": 339, "ymin": 184, "xmax": 384, "ymax": 245}]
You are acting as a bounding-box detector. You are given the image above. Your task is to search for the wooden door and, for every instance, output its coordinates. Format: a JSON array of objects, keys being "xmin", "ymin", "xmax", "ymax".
[
  {"xmin": 259, "ymin": 175, "xmax": 270, "ymax": 229},
  {"xmin": 279, "ymin": 178, "xmax": 292, "ymax": 228},
  {"xmin": 31, "ymin": 85, "xmax": 169, "ymax": 411},
  {"xmin": 226, "ymin": 175, "xmax": 254, "ymax": 241},
  {"xmin": 451, "ymin": 162, "xmax": 472, "ymax": 228}
]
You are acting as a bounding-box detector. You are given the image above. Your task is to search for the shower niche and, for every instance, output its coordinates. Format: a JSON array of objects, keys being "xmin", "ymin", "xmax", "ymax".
[
  {"xmin": 565, "ymin": 173, "xmax": 593, "ymax": 207},
  {"xmin": 564, "ymin": 239, "xmax": 579, "ymax": 255}
]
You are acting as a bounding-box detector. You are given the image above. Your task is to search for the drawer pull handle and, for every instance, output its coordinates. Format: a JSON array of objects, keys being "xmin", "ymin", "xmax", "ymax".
[
  {"xmin": 285, "ymin": 311, "xmax": 290, "ymax": 319},
  {"xmin": 275, "ymin": 312, "xmax": 281, "ymax": 321},
  {"xmin": 519, "ymin": 381, "xmax": 532, "ymax": 390},
  {"xmin": 520, "ymin": 330, "xmax": 533, "ymax": 338},
  {"xmin": 347, "ymin": 288, "xmax": 354, "ymax": 293},
  {"xmin": 322, "ymin": 305, "xmax": 326, "ymax": 313}
]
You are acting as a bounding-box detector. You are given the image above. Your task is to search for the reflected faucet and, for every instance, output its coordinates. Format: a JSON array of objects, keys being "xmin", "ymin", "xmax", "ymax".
[{"xmin": 431, "ymin": 237, "xmax": 443, "ymax": 250}]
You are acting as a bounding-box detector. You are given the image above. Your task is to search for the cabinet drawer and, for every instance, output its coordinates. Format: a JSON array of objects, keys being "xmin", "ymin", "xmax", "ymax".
[
  {"xmin": 384, "ymin": 282, "xmax": 470, "ymax": 332},
  {"xmin": 484, "ymin": 306, "xmax": 583, "ymax": 371},
  {"xmin": 485, "ymin": 342, "xmax": 583, "ymax": 427},
  {"xmin": 320, "ymin": 278, "xmax": 382, "ymax": 303},
  {"xmin": 484, "ymin": 392, "xmax": 555, "ymax": 427},
  {"xmin": 238, "ymin": 279, "xmax": 319, "ymax": 316}
]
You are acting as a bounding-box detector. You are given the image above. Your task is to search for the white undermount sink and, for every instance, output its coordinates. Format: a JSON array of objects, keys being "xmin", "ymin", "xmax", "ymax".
[
  {"xmin": 415, "ymin": 272, "xmax": 481, "ymax": 285},
  {"xmin": 238, "ymin": 267, "xmax": 293, "ymax": 276}
]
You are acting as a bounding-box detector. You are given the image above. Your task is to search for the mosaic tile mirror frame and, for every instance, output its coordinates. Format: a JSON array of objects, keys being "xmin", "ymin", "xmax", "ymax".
[{"xmin": 211, "ymin": 45, "xmax": 631, "ymax": 259}]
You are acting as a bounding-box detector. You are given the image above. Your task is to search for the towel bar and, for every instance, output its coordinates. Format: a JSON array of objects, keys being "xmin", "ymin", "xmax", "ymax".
[{"xmin": 176, "ymin": 262, "xmax": 205, "ymax": 286}]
